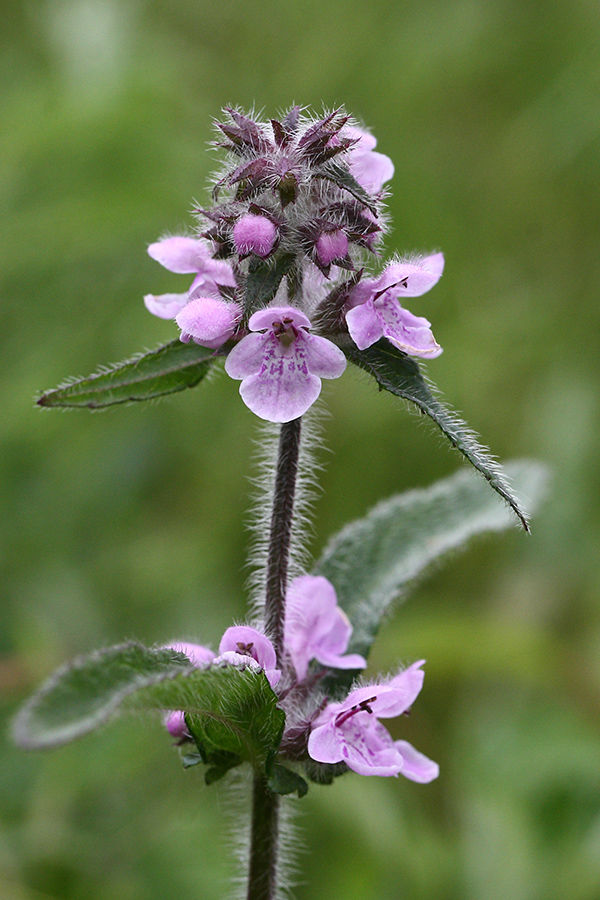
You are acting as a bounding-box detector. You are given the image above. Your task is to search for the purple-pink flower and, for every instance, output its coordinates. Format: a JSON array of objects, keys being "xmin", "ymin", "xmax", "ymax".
[
  {"xmin": 345, "ymin": 253, "xmax": 444, "ymax": 357},
  {"xmin": 284, "ymin": 575, "xmax": 366, "ymax": 681},
  {"xmin": 215, "ymin": 625, "xmax": 281, "ymax": 689},
  {"xmin": 344, "ymin": 126, "xmax": 395, "ymax": 194},
  {"xmin": 307, "ymin": 661, "xmax": 439, "ymax": 781},
  {"xmin": 224, "ymin": 306, "xmax": 347, "ymax": 423},
  {"xmin": 144, "ymin": 236, "xmax": 239, "ymax": 348},
  {"xmin": 163, "ymin": 627, "xmax": 280, "ymax": 739}
]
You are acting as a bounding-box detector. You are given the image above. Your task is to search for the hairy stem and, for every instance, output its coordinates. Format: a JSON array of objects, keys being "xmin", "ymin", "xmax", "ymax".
[
  {"xmin": 246, "ymin": 417, "xmax": 302, "ymax": 899},
  {"xmin": 264, "ymin": 416, "xmax": 302, "ymax": 662},
  {"xmin": 246, "ymin": 774, "xmax": 280, "ymax": 900}
]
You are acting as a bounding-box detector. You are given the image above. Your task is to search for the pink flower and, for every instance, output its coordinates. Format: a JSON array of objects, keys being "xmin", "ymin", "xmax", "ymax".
[
  {"xmin": 144, "ymin": 235, "xmax": 236, "ymax": 322},
  {"xmin": 344, "ymin": 126, "xmax": 395, "ymax": 194},
  {"xmin": 307, "ymin": 661, "xmax": 439, "ymax": 781},
  {"xmin": 284, "ymin": 575, "xmax": 366, "ymax": 681},
  {"xmin": 233, "ymin": 214, "xmax": 278, "ymax": 258},
  {"xmin": 345, "ymin": 253, "xmax": 444, "ymax": 356},
  {"xmin": 215, "ymin": 626, "xmax": 281, "ymax": 689},
  {"xmin": 224, "ymin": 306, "xmax": 346, "ymax": 423}
]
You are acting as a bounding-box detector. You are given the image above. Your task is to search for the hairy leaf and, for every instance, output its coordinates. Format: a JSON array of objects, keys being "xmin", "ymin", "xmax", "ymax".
[
  {"xmin": 37, "ymin": 340, "xmax": 217, "ymax": 409},
  {"xmin": 12, "ymin": 642, "xmax": 192, "ymax": 749},
  {"xmin": 175, "ymin": 667, "xmax": 285, "ymax": 772},
  {"xmin": 313, "ymin": 460, "xmax": 548, "ymax": 671},
  {"xmin": 13, "ymin": 644, "xmax": 286, "ymax": 773},
  {"xmin": 344, "ymin": 340, "xmax": 530, "ymax": 529}
]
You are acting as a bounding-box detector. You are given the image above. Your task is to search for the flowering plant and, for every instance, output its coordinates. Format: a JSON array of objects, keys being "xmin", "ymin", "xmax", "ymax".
[{"xmin": 14, "ymin": 107, "xmax": 545, "ymax": 900}]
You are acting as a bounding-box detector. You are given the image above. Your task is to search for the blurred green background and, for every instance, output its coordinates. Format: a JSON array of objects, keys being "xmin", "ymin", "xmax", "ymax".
[{"xmin": 2, "ymin": 0, "xmax": 600, "ymax": 898}]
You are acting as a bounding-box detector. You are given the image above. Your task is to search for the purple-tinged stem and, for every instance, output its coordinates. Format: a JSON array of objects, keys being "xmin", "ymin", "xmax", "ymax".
[
  {"xmin": 264, "ymin": 416, "xmax": 302, "ymax": 664},
  {"xmin": 246, "ymin": 417, "xmax": 302, "ymax": 900}
]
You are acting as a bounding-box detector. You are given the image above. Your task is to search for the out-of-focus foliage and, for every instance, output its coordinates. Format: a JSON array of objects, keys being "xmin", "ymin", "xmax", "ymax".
[{"xmin": 1, "ymin": 1, "xmax": 599, "ymax": 899}]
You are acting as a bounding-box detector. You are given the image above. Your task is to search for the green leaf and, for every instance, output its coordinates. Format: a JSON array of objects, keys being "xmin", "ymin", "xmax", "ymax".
[
  {"xmin": 37, "ymin": 340, "xmax": 217, "ymax": 409},
  {"xmin": 244, "ymin": 253, "xmax": 296, "ymax": 317},
  {"xmin": 268, "ymin": 764, "xmax": 309, "ymax": 797},
  {"xmin": 12, "ymin": 642, "xmax": 193, "ymax": 749},
  {"xmin": 313, "ymin": 461, "xmax": 548, "ymax": 671},
  {"xmin": 14, "ymin": 644, "xmax": 286, "ymax": 774},
  {"xmin": 343, "ymin": 340, "xmax": 530, "ymax": 530}
]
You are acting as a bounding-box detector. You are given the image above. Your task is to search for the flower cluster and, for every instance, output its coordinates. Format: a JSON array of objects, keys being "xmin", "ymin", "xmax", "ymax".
[
  {"xmin": 167, "ymin": 575, "xmax": 437, "ymax": 782},
  {"xmin": 144, "ymin": 107, "xmax": 444, "ymax": 423}
]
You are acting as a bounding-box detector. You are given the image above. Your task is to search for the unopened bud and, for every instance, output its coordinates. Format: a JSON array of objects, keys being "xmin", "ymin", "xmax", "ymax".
[
  {"xmin": 233, "ymin": 214, "xmax": 278, "ymax": 258},
  {"xmin": 315, "ymin": 229, "xmax": 349, "ymax": 267}
]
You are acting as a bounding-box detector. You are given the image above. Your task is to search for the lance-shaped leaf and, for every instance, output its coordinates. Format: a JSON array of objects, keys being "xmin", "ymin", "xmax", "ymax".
[
  {"xmin": 14, "ymin": 643, "xmax": 286, "ymax": 773},
  {"xmin": 37, "ymin": 340, "xmax": 217, "ymax": 409},
  {"xmin": 12, "ymin": 642, "xmax": 193, "ymax": 749},
  {"xmin": 343, "ymin": 340, "xmax": 530, "ymax": 530},
  {"xmin": 313, "ymin": 460, "xmax": 548, "ymax": 676}
]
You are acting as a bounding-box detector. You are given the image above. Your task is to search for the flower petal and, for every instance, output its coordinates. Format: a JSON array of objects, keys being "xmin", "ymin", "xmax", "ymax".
[
  {"xmin": 232, "ymin": 334, "xmax": 322, "ymax": 423},
  {"xmin": 346, "ymin": 301, "xmax": 383, "ymax": 350},
  {"xmin": 144, "ymin": 293, "xmax": 190, "ymax": 319},
  {"xmin": 169, "ymin": 642, "xmax": 215, "ymax": 666},
  {"xmin": 379, "ymin": 254, "xmax": 444, "ymax": 297},
  {"xmin": 303, "ymin": 334, "xmax": 347, "ymax": 378},
  {"xmin": 316, "ymin": 647, "xmax": 367, "ymax": 671},
  {"xmin": 344, "ymin": 127, "xmax": 394, "ymax": 193},
  {"xmin": 148, "ymin": 237, "xmax": 213, "ymax": 274},
  {"xmin": 239, "ymin": 364, "xmax": 321, "ymax": 423},
  {"xmin": 224, "ymin": 333, "xmax": 267, "ymax": 379},
  {"xmin": 307, "ymin": 721, "xmax": 344, "ymax": 764},
  {"xmin": 248, "ymin": 306, "xmax": 311, "ymax": 332},
  {"xmin": 285, "ymin": 575, "xmax": 364, "ymax": 680},
  {"xmin": 219, "ymin": 626, "xmax": 278, "ymax": 673},
  {"xmin": 188, "ymin": 259, "xmax": 237, "ymax": 298},
  {"xmin": 163, "ymin": 641, "xmax": 215, "ymax": 740},
  {"xmin": 378, "ymin": 301, "xmax": 442, "ymax": 358},
  {"xmin": 338, "ymin": 719, "xmax": 404, "ymax": 776},
  {"xmin": 394, "ymin": 740, "xmax": 439, "ymax": 783},
  {"xmin": 384, "ymin": 660, "xmax": 427, "ymax": 714},
  {"xmin": 350, "ymin": 149, "xmax": 395, "ymax": 193}
]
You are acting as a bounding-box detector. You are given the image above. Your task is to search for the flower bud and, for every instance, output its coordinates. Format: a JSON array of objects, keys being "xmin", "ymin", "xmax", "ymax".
[
  {"xmin": 315, "ymin": 229, "xmax": 349, "ymax": 267},
  {"xmin": 233, "ymin": 214, "xmax": 278, "ymax": 258},
  {"xmin": 175, "ymin": 297, "xmax": 241, "ymax": 348}
]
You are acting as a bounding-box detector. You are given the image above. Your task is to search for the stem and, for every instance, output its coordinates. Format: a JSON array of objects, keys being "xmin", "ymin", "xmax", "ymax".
[
  {"xmin": 246, "ymin": 418, "xmax": 301, "ymax": 899},
  {"xmin": 246, "ymin": 774, "xmax": 280, "ymax": 900},
  {"xmin": 264, "ymin": 416, "xmax": 302, "ymax": 662}
]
